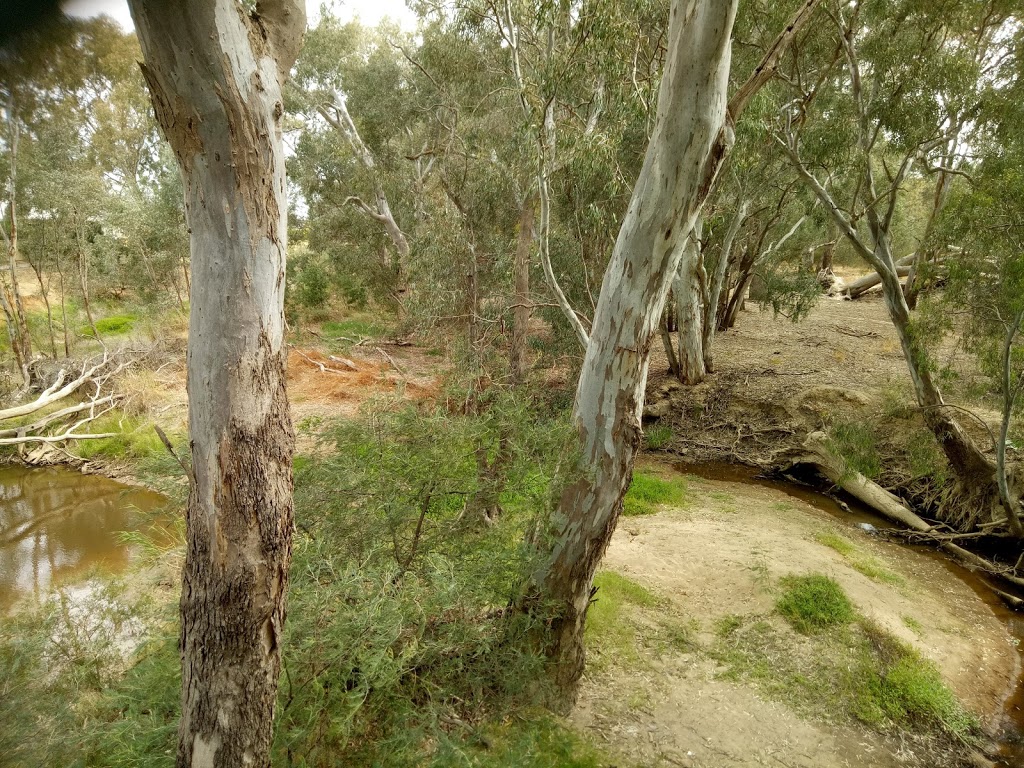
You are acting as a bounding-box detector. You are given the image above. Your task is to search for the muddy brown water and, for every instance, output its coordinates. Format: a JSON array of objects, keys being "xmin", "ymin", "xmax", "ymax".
[
  {"xmin": 0, "ymin": 465, "xmax": 167, "ymax": 608},
  {"xmin": 676, "ymin": 461, "xmax": 1024, "ymax": 767}
]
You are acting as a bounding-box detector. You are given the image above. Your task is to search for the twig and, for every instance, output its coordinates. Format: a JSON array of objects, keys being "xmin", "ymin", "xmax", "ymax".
[{"xmin": 154, "ymin": 424, "xmax": 189, "ymax": 475}]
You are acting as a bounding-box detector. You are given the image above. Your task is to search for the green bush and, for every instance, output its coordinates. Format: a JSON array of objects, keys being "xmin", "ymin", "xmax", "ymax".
[
  {"xmin": 643, "ymin": 423, "xmax": 673, "ymax": 450},
  {"xmin": 776, "ymin": 574, "xmax": 855, "ymax": 633},
  {"xmin": 827, "ymin": 421, "xmax": 881, "ymax": 479}
]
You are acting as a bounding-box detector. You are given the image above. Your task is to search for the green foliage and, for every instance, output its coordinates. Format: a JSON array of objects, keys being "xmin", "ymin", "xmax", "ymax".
[
  {"xmin": 622, "ymin": 471, "xmax": 687, "ymax": 516},
  {"xmin": 775, "ymin": 574, "xmax": 855, "ymax": 634},
  {"xmin": 1, "ymin": 386, "xmax": 611, "ymax": 767},
  {"xmin": 827, "ymin": 421, "xmax": 881, "ymax": 480},
  {"xmin": 72, "ymin": 413, "xmax": 170, "ymax": 462},
  {"xmin": 93, "ymin": 314, "xmax": 136, "ymax": 335},
  {"xmin": 642, "ymin": 423, "xmax": 673, "ymax": 450},
  {"xmin": 853, "ymin": 622, "xmax": 976, "ymax": 739},
  {"xmin": 906, "ymin": 429, "xmax": 948, "ymax": 485}
]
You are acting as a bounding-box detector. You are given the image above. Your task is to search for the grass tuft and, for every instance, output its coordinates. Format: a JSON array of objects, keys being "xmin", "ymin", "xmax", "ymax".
[
  {"xmin": 622, "ymin": 471, "xmax": 687, "ymax": 516},
  {"xmin": 815, "ymin": 532, "xmax": 905, "ymax": 586},
  {"xmin": 776, "ymin": 574, "xmax": 855, "ymax": 634},
  {"xmin": 643, "ymin": 423, "xmax": 673, "ymax": 450}
]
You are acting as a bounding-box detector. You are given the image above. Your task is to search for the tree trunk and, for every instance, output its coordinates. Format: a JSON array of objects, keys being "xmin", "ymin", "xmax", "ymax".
[
  {"xmin": 76, "ymin": 224, "xmax": 99, "ymax": 341},
  {"xmin": 511, "ymin": 194, "xmax": 536, "ymax": 383},
  {"xmin": 2, "ymin": 100, "xmax": 32, "ymax": 385},
  {"xmin": 674, "ymin": 223, "xmax": 706, "ymax": 384},
  {"xmin": 531, "ymin": 0, "xmax": 739, "ymax": 706},
  {"xmin": 704, "ymin": 201, "xmax": 747, "ymax": 372},
  {"xmin": 127, "ymin": 2, "xmax": 304, "ymax": 766}
]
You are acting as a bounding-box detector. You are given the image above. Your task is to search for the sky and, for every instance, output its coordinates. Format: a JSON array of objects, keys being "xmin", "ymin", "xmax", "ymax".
[{"xmin": 63, "ymin": 0, "xmax": 418, "ymax": 31}]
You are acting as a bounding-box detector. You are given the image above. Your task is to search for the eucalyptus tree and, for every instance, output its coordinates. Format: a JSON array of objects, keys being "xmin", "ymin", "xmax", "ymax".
[
  {"xmin": 289, "ymin": 18, "xmax": 420, "ymax": 298},
  {"xmin": 126, "ymin": 1, "xmax": 305, "ymax": 765},
  {"xmin": 529, "ymin": 0, "xmax": 823, "ymax": 702},
  {"xmin": 776, "ymin": 0, "xmax": 1013, "ymax": 515},
  {"xmin": 935, "ymin": 23, "xmax": 1024, "ymax": 539}
]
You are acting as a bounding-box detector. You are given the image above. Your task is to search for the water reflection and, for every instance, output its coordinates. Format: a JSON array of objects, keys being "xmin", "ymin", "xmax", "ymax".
[{"xmin": 0, "ymin": 465, "xmax": 165, "ymax": 606}]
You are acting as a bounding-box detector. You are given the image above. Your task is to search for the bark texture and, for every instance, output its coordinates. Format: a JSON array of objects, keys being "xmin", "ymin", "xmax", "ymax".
[
  {"xmin": 532, "ymin": 0, "xmax": 738, "ymax": 704},
  {"xmin": 127, "ymin": 1, "xmax": 304, "ymax": 766}
]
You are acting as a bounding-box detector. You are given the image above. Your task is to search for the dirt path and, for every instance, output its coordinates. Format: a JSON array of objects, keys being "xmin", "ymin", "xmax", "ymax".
[{"xmin": 573, "ymin": 466, "xmax": 1017, "ymax": 768}]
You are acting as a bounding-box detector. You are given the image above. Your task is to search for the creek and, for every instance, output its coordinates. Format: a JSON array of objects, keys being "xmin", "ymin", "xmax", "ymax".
[
  {"xmin": 0, "ymin": 464, "xmax": 167, "ymax": 609},
  {"xmin": 677, "ymin": 461, "xmax": 1024, "ymax": 767}
]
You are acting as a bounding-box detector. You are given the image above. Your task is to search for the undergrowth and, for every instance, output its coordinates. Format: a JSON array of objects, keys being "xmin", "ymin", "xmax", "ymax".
[{"xmin": 0, "ymin": 386, "xmax": 625, "ymax": 767}]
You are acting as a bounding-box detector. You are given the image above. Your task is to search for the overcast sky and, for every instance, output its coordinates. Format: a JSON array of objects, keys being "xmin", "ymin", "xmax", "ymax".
[{"xmin": 63, "ymin": 0, "xmax": 418, "ymax": 31}]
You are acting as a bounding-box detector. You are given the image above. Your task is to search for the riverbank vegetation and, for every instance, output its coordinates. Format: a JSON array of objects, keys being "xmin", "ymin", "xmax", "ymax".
[{"xmin": 2, "ymin": 0, "xmax": 1023, "ymax": 766}]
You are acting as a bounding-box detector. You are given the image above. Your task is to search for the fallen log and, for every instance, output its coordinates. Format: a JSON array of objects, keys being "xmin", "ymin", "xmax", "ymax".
[
  {"xmin": 846, "ymin": 265, "xmax": 912, "ymax": 299},
  {"xmin": 794, "ymin": 431, "xmax": 1024, "ymax": 594}
]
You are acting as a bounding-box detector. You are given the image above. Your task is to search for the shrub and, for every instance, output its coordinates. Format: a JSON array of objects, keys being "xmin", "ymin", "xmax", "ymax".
[
  {"xmin": 93, "ymin": 314, "xmax": 136, "ymax": 335},
  {"xmin": 643, "ymin": 423, "xmax": 673, "ymax": 450}
]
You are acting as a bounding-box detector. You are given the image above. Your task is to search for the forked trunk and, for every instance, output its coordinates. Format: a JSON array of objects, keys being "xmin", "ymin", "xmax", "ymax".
[
  {"xmin": 531, "ymin": 0, "xmax": 738, "ymax": 704},
  {"xmin": 127, "ymin": 1, "xmax": 304, "ymax": 766}
]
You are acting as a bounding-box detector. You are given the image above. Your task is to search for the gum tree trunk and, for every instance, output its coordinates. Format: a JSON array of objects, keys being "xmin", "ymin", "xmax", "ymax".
[
  {"xmin": 532, "ymin": 0, "xmax": 739, "ymax": 704},
  {"xmin": 530, "ymin": 0, "xmax": 824, "ymax": 707},
  {"xmin": 674, "ymin": 221, "xmax": 706, "ymax": 384},
  {"xmin": 126, "ymin": 1, "xmax": 304, "ymax": 766}
]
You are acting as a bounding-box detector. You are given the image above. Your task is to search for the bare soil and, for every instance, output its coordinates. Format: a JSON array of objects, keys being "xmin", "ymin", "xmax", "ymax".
[
  {"xmin": 573, "ymin": 466, "xmax": 1018, "ymax": 768},
  {"xmin": 645, "ymin": 289, "xmax": 999, "ymax": 473}
]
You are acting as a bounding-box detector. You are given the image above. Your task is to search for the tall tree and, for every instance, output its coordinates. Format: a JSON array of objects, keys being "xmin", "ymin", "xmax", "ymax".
[
  {"xmin": 777, "ymin": 0, "xmax": 1010, "ymax": 504},
  {"xmin": 530, "ymin": 0, "xmax": 824, "ymax": 703},
  {"xmin": 126, "ymin": 1, "xmax": 304, "ymax": 765}
]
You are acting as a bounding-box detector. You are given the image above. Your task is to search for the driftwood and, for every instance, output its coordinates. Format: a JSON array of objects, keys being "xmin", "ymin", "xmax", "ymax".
[
  {"xmin": 0, "ymin": 353, "xmax": 128, "ymax": 450},
  {"xmin": 794, "ymin": 432, "xmax": 1024, "ymax": 595}
]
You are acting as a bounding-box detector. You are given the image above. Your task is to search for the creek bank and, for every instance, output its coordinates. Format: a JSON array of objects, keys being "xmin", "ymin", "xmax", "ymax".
[{"xmin": 575, "ymin": 463, "xmax": 1021, "ymax": 767}]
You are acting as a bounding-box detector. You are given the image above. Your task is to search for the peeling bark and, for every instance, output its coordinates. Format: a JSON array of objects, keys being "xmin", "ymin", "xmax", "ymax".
[{"xmin": 126, "ymin": 1, "xmax": 304, "ymax": 766}]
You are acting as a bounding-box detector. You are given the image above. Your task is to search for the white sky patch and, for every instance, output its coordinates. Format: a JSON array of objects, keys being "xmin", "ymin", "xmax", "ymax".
[{"xmin": 63, "ymin": 0, "xmax": 418, "ymax": 31}]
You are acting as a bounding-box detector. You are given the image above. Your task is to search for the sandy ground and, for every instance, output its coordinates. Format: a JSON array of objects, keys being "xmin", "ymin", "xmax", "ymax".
[{"xmin": 572, "ymin": 467, "xmax": 1018, "ymax": 768}]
